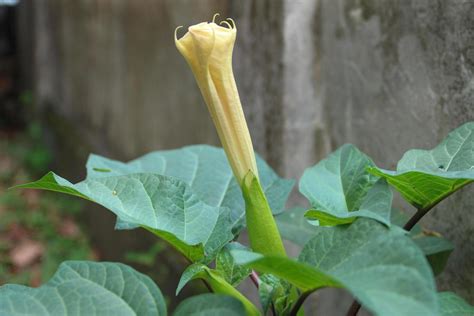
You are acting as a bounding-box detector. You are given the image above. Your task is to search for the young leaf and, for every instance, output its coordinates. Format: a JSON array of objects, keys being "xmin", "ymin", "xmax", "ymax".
[
  {"xmin": 233, "ymin": 219, "xmax": 438, "ymax": 316},
  {"xmin": 215, "ymin": 243, "xmax": 251, "ymax": 287},
  {"xmin": 369, "ymin": 122, "xmax": 474, "ymax": 210},
  {"xmin": 173, "ymin": 294, "xmax": 246, "ymax": 316},
  {"xmin": 176, "ymin": 264, "xmax": 259, "ymax": 316},
  {"xmin": 438, "ymin": 292, "xmax": 474, "ymax": 316},
  {"xmin": 300, "ymin": 144, "xmax": 392, "ymax": 226},
  {"xmin": 16, "ymin": 172, "xmax": 233, "ymax": 262},
  {"xmin": 258, "ymin": 274, "xmax": 299, "ymax": 315},
  {"xmin": 0, "ymin": 261, "xmax": 166, "ymax": 316}
]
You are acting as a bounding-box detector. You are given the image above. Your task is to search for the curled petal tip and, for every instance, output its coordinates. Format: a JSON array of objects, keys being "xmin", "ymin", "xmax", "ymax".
[
  {"xmin": 227, "ymin": 18, "xmax": 236, "ymax": 29},
  {"xmin": 220, "ymin": 20, "xmax": 232, "ymax": 29},
  {"xmin": 174, "ymin": 26, "xmax": 183, "ymax": 41}
]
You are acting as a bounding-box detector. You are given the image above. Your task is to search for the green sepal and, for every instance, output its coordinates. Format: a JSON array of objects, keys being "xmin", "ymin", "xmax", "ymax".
[{"xmin": 241, "ymin": 171, "xmax": 286, "ymax": 257}]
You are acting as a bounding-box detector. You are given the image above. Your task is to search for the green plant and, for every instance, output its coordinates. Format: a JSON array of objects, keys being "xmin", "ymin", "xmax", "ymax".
[{"xmin": 1, "ymin": 15, "xmax": 473, "ymax": 316}]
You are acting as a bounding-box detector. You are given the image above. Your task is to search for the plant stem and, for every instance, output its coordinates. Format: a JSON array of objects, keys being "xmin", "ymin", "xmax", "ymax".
[
  {"xmin": 249, "ymin": 270, "xmax": 260, "ymax": 288},
  {"xmin": 346, "ymin": 300, "xmax": 362, "ymax": 316},
  {"xmin": 271, "ymin": 303, "xmax": 277, "ymax": 316},
  {"xmin": 403, "ymin": 207, "xmax": 429, "ymax": 230},
  {"xmin": 289, "ymin": 291, "xmax": 313, "ymax": 316}
]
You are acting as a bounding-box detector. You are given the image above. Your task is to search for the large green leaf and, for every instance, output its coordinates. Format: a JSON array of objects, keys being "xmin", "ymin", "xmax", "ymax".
[
  {"xmin": 233, "ymin": 219, "xmax": 438, "ymax": 316},
  {"xmin": 369, "ymin": 122, "xmax": 474, "ymax": 210},
  {"xmin": 16, "ymin": 172, "xmax": 232, "ymax": 262},
  {"xmin": 173, "ymin": 294, "xmax": 245, "ymax": 316},
  {"xmin": 412, "ymin": 236, "xmax": 453, "ymax": 275},
  {"xmin": 15, "ymin": 145, "xmax": 293, "ymax": 262},
  {"xmin": 277, "ymin": 207, "xmax": 454, "ymax": 275},
  {"xmin": 86, "ymin": 145, "xmax": 294, "ymax": 229},
  {"xmin": 0, "ymin": 261, "xmax": 166, "ymax": 316},
  {"xmin": 438, "ymin": 292, "xmax": 474, "ymax": 316},
  {"xmin": 300, "ymin": 144, "xmax": 392, "ymax": 226},
  {"xmin": 391, "ymin": 208, "xmax": 454, "ymax": 275}
]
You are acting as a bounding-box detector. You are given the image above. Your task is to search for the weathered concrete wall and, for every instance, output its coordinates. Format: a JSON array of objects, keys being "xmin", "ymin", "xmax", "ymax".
[
  {"xmin": 316, "ymin": 0, "xmax": 474, "ymax": 312},
  {"xmin": 27, "ymin": 0, "xmax": 474, "ymax": 313}
]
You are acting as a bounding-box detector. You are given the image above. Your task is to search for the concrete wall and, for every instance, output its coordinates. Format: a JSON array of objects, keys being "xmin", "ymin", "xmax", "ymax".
[{"xmin": 27, "ymin": 0, "xmax": 474, "ymax": 313}]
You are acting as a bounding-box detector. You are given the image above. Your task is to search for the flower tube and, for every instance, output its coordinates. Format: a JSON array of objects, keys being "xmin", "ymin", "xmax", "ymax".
[
  {"xmin": 175, "ymin": 17, "xmax": 257, "ymax": 185},
  {"xmin": 176, "ymin": 16, "xmax": 286, "ymax": 257}
]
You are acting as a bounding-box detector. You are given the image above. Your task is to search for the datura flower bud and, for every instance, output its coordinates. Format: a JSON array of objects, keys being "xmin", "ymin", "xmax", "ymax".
[{"xmin": 175, "ymin": 15, "xmax": 258, "ymax": 185}]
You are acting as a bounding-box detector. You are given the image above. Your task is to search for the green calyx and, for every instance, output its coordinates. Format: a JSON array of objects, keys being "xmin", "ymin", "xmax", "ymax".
[{"xmin": 242, "ymin": 171, "xmax": 287, "ymax": 257}]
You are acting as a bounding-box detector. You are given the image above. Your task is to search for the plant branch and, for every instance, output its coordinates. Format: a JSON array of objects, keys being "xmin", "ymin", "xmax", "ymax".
[
  {"xmin": 346, "ymin": 300, "xmax": 362, "ymax": 316},
  {"xmin": 290, "ymin": 291, "xmax": 313, "ymax": 316},
  {"xmin": 403, "ymin": 207, "xmax": 429, "ymax": 230},
  {"xmin": 249, "ymin": 270, "xmax": 260, "ymax": 288}
]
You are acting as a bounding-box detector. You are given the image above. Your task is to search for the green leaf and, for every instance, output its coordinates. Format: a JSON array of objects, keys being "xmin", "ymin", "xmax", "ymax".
[
  {"xmin": 86, "ymin": 145, "xmax": 294, "ymax": 229},
  {"xmin": 176, "ymin": 264, "xmax": 259, "ymax": 316},
  {"xmin": 391, "ymin": 208, "xmax": 454, "ymax": 275},
  {"xmin": 0, "ymin": 261, "xmax": 166, "ymax": 316},
  {"xmin": 173, "ymin": 294, "xmax": 246, "ymax": 316},
  {"xmin": 241, "ymin": 172, "xmax": 286, "ymax": 256},
  {"xmin": 232, "ymin": 219, "xmax": 438, "ymax": 316},
  {"xmin": 16, "ymin": 172, "xmax": 233, "ymax": 262},
  {"xmin": 176, "ymin": 263, "xmax": 209, "ymax": 295},
  {"xmin": 277, "ymin": 207, "xmax": 453, "ymax": 276},
  {"xmin": 412, "ymin": 236, "xmax": 453, "ymax": 275},
  {"xmin": 216, "ymin": 243, "xmax": 251, "ymax": 287},
  {"xmin": 276, "ymin": 207, "xmax": 318, "ymax": 247},
  {"xmin": 300, "ymin": 144, "xmax": 392, "ymax": 226},
  {"xmin": 257, "ymin": 274, "xmax": 299, "ymax": 315},
  {"xmin": 15, "ymin": 145, "xmax": 293, "ymax": 262},
  {"xmin": 438, "ymin": 292, "xmax": 474, "ymax": 316},
  {"xmin": 232, "ymin": 250, "xmax": 340, "ymax": 291},
  {"xmin": 369, "ymin": 122, "xmax": 474, "ymax": 210}
]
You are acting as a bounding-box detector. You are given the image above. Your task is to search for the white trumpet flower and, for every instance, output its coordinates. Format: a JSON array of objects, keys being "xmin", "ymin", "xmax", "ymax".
[{"xmin": 175, "ymin": 15, "xmax": 258, "ymax": 185}]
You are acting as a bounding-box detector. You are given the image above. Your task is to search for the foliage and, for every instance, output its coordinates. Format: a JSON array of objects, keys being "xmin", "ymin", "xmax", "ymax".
[
  {"xmin": 2, "ymin": 121, "xmax": 473, "ymax": 315},
  {"xmin": 0, "ymin": 261, "xmax": 167, "ymax": 316},
  {"xmin": 369, "ymin": 122, "xmax": 474, "ymax": 210},
  {"xmin": 1, "ymin": 15, "xmax": 473, "ymax": 314}
]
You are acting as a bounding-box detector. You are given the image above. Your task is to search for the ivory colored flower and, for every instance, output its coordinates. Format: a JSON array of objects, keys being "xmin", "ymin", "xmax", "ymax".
[{"xmin": 175, "ymin": 16, "xmax": 258, "ymax": 185}]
